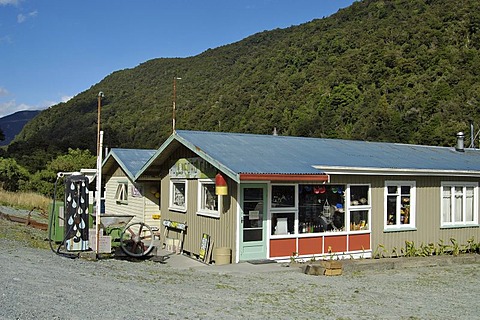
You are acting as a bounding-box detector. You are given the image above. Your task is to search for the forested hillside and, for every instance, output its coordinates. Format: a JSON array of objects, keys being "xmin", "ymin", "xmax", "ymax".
[{"xmin": 8, "ymin": 0, "xmax": 480, "ymax": 172}]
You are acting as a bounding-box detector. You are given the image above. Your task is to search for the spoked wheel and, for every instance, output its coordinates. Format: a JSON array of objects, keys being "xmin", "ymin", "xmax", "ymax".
[{"xmin": 120, "ymin": 222, "xmax": 154, "ymax": 258}]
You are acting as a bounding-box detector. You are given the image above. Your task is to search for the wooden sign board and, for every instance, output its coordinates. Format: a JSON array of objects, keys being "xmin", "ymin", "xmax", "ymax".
[{"xmin": 199, "ymin": 233, "xmax": 210, "ymax": 262}]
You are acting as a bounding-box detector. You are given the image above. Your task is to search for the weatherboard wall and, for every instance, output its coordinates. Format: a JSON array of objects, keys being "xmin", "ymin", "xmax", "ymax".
[
  {"xmin": 157, "ymin": 146, "xmax": 238, "ymax": 262},
  {"xmin": 103, "ymin": 167, "xmax": 161, "ymax": 230},
  {"xmin": 330, "ymin": 174, "xmax": 480, "ymax": 256}
]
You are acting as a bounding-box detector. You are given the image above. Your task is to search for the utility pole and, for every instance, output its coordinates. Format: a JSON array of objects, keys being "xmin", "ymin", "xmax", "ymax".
[{"xmin": 173, "ymin": 77, "xmax": 181, "ymax": 133}]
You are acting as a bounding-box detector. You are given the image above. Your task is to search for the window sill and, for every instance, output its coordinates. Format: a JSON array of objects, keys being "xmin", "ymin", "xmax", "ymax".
[
  {"xmin": 196, "ymin": 211, "xmax": 220, "ymax": 219},
  {"xmin": 383, "ymin": 227, "xmax": 417, "ymax": 233},
  {"xmin": 440, "ymin": 224, "xmax": 479, "ymax": 229},
  {"xmin": 169, "ymin": 206, "xmax": 187, "ymax": 213},
  {"xmin": 115, "ymin": 200, "xmax": 128, "ymax": 205},
  {"xmin": 271, "ymin": 234, "xmax": 296, "ymax": 239}
]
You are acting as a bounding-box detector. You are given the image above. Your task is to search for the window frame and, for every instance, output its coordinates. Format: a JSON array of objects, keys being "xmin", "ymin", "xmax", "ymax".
[
  {"xmin": 270, "ymin": 184, "xmax": 297, "ymax": 237},
  {"xmin": 384, "ymin": 181, "xmax": 416, "ymax": 231},
  {"xmin": 114, "ymin": 181, "xmax": 128, "ymax": 204},
  {"xmin": 197, "ymin": 179, "xmax": 220, "ymax": 218},
  {"xmin": 347, "ymin": 184, "xmax": 371, "ymax": 232},
  {"xmin": 169, "ymin": 179, "xmax": 188, "ymax": 213},
  {"xmin": 441, "ymin": 182, "xmax": 478, "ymax": 228}
]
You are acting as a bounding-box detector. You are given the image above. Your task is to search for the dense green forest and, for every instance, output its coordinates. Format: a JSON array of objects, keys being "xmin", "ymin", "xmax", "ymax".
[{"xmin": 6, "ymin": 0, "xmax": 480, "ymax": 175}]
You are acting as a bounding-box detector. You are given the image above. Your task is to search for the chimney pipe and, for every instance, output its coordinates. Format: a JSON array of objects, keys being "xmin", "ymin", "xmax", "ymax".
[{"xmin": 456, "ymin": 132, "xmax": 465, "ymax": 152}]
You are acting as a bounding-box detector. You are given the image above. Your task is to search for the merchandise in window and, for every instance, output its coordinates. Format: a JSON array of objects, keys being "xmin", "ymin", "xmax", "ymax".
[
  {"xmin": 442, "ymin": 183, "xmax": 477, "ymax": 226},
  {"xmin": 385, "ymin": 182, "xmax": 415, "ymax": 228},
  {"xmin": 350, "ymin": 210, "xmax": 369, "ymax": 231},
  {"xmin": 350, "ymin": 185, "xmax": 369, "ymax": 206},
  {"xmin": 298, "ymin": 184, "xmax": 345, "ymax": 233},
  {"xmin": 198, "ymin": 180, "xmax": 219, "ymax": 217},
  {"xmin": 170, "ymin": 180, "xmax": 187, "ymax": 212},
  {"xmin": 271, "ymin": 185, "xmax": 295, "ymax": 208},
  {"xmin": 271, "ymin": 212, "xmax": 295, "ymax": 235}
]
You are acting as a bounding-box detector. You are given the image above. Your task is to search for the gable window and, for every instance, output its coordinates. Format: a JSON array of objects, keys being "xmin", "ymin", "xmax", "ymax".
[
  {"xmin": 197, "ymin": 179, "xmax": 219, "ymax": 218},
  {"xmin": 169, "ymin": 179, "xmax": 187, "ymax": 212},
  {"xmin": 441, "ymin": 182, "xmax": 478, "ymax": 227},
  {"xmin": 115, "ymin": 182, "xmax": 128, "ymax": 204},
  {"xmin": 385, "ymin": 181, "xmax": 416, "ymax": 230}
]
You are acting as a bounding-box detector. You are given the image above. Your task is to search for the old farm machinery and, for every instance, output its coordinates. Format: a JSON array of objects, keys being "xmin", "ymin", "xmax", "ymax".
[{"xmin": 48, "ymin": 172, "xmax": 154, "ymax": 259}]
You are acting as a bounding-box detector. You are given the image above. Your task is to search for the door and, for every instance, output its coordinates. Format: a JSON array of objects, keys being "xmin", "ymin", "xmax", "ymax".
[{"xmin": 240, "ymin": 184, "xmax": 267, "ymax": 261}]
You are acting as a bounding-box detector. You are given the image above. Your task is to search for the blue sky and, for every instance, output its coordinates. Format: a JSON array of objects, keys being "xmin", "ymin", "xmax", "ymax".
[{"xmin": 0, "ymin": 0, "xmax": 355, "ymax": 117}]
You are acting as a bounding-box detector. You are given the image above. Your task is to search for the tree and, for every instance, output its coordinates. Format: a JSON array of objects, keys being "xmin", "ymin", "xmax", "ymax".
[
  {"xmin": 25, "ymin": 148, "xmax": 96, "ymax": 197},
  {"xmin": 0, "ymin": 158, "xmax": 30, "ymax": 191},
  {"xmin": 47, "ymin": 148, "xmax": 96, "ymax": 174}
]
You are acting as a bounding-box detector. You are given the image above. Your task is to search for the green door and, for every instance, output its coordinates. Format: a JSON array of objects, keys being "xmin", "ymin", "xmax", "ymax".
[{"xmin": 240, "ymin": 184, "xmax": 267, "ymax": 261}]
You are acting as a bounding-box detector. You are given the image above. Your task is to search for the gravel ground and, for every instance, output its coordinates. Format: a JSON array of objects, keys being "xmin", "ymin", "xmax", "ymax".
[{"xmin": 1, "ymin": 236, "xmax": 479, "ymax": 320}]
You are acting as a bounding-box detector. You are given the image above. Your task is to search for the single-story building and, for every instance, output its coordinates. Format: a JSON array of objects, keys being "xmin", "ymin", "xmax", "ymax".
[
  {"xmin": 101, "ymin": 148, "xmax": 160, "ymax": 230},
  {"xmin": 102, "ymin": 130, "xmax": 480, "ymax": 262}
]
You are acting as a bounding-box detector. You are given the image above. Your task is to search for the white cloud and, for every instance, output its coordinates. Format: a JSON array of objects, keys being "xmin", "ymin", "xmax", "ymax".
[
  {"xmin": 0, "ymin": 99, "xmax": 48, "ymax": 118},
  {"xmin": 0, "ymin": 87, "xmax": 8, "ymax": 97},
  {"xmin": 17, "ymin": 10, "xmax": 37, "ymax": 23},
  {"xmin": 0, "ymin": 93, "xmax": 71, "ymax": 117},
  {"xmin": 61, "ymin": 95, "xmax": 73, "ymax": 103},
  {"xmin": 0, "ymin": 100, "xmax": 27, "ymax": 117},
  {"xmin": 0, "ymin": 0, "xmax": 20, "ymax": 6},
  {"xmin": 0, "ymin": 35, "xmax": 12, "ymax": 44},
  {"xmin": 17, "ymin": 13, "xmax": 26, "ymax": 23}
]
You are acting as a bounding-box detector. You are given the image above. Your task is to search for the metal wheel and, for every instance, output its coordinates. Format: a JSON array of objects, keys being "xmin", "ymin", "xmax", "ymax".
[{"xmin": 120, "ymin": 222, "xmax": 154, "ymax": 258}]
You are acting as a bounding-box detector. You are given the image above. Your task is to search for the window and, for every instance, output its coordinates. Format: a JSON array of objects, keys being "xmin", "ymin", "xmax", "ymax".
[
  {"xmin": 385, "ymin": 181, "xmax": 416, "ymax": 230},
  {"xmin": 271, "ymin": 185, "xmax": 296, "ymax": 208},
  {"xmin": 115, "ymin": 182, "xmax": 128, "ymax": 204},
  {"xmin": 271, "ymin": 185, "xmax": 296, "ymax": 235},
  {"xmin": 169, "ymin": 179, "xmax": 187, "ymax": 212},
  {"xmin": 441, "ymin": 182, "xmax": 478, "ymax": 227},
  {"xmin": 298, "ymin": 184, "xmax": 345, "ymax": 234},
  {"xmin": 197, "ymin": 179, "xmax": 219, "ymax": 218},
  {"xmin": 348, "ymin": 185, "xmax": 370, "ymax": 232}
]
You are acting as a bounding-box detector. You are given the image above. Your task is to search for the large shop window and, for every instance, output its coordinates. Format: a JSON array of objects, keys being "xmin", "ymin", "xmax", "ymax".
[
  {"xmin": 115, "ymin": 182, "xmax": 128, "ymax": 204},
  {"xmin": 441, "ymin": 182, "xmax": 478, "ymax": 227},
  {"xmin": 385, "ymin": 181, "xmax": 416, "ymax": 230},
  {"xmin": 348, "ymin": 185, "xmax": 370, "ymax": 231},
  {"xmin": 169, "ymin": 179, "xmax": 187, "ymax": 212},
  {"xmin": 271, "ymin": 185, "xmax": 296, "ymax": 235},
  {"xmin": 298, "ymin": 184, "xmax": 345, "ymax": 233},
  {"xmin": 197, "ymin": 179, "xmax": 219, "ymax": 218}
]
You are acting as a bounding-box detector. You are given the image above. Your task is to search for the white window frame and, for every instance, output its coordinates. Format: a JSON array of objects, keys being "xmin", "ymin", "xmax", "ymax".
[
  {"xmin": 347, "ymin": 184, "xmax": 371, "ymax": 232},
  {"xmin": 384, "ymin": 181, "xmax": 416, "ymax": 231},
  {"xmin": 114, "ymin": 181, "xmax": 128, "ymax": 204},
  {"xmin": 270, "ymin": 184, "xmax": 297, "ymax": 237},
  {"xmin": 169, "ymin": 179, "xmax": 187, "ymax": 212},
  {"xmin": 441, "ymin": 182, "xmax": 478, "ymax": 228},
  {"xmin": 197, "ymin": 179, "xmax": 220, "ymax": 218}
]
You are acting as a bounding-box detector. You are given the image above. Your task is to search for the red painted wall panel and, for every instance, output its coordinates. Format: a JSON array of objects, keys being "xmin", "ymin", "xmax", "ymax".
[
  {"xmin": 348, "ymin": 233, "xmax": 370, "ymax": 251},
  {"xmin": 298, "ymin": 237, "xmax": 323, "ymax": 255},
  {"xmin": 270, "ymin": 238, "xmax": 296, "ymax": 257}
]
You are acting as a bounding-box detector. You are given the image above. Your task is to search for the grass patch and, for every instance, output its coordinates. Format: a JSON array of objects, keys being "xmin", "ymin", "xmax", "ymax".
[
  {"xmin": 0, "ymin": 219, "xmax": 49, "ymax": 249},
  {"xmin": 0, "ymin": 189, "xmax": 51, "ymax": 213}
]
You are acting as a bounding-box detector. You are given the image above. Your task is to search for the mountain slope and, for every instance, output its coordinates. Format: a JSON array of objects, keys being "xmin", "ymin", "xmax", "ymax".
[
  {"xmin": 9, "ymin": 0, "xmax": 480, "ymax": 171},
  {"xmin": 0, "ymin": 110, "xmax": 40, "ymax": 146}
]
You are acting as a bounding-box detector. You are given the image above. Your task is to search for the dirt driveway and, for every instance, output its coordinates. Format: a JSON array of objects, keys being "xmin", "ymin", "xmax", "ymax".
[{"xmin": 1, "ymin": 235, "xmax": 479, "ymax": 320}]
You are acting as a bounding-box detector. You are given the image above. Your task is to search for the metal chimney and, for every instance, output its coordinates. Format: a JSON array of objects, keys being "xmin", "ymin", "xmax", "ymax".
[{"xmin": 456, "ymin": 132, "xmax": 465, "ymax": 152}]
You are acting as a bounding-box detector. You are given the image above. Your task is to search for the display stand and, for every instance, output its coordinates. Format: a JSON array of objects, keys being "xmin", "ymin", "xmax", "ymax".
[{"xmin": 162, "ymin": 220, "xmax": 187, "ymax": 254}]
